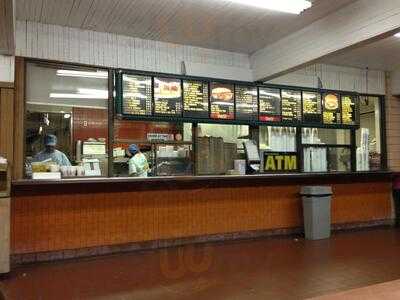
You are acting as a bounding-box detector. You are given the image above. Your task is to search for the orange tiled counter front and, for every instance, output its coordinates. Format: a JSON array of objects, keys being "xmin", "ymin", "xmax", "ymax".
[{"xmin": 11, "ymin": 173, "xmax": 393, "ymax": 258}]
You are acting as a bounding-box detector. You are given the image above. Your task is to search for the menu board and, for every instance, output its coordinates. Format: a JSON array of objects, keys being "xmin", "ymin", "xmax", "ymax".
[
  {"xmin": 302, "ymin": 91, "xmax": 322, "ymax": 124},
  {"xmin": 122, "ymin": 74, "xmax": 152, "ymax": 115},
  {"xmin": 281, "ymin": 90, "xmax": 301, "ymax": 122},
  {"xmin": 323, "ymin": 93, "xmax": 341, "ymax": 124},
  {"xmin": 341, "ymin": 95, "xmax": 357, "ymax": 125},
  {"xmin": 235, "ymin": 85, "xmax": 258, "ymax": 121},
  {"xmin": 118, "ymin": 72, "xmax": 360, "ymax": 128},
  {"xmin": 210, "ymin": 82, "xmax": 234, "ymax": 120},
  {"xmin": 259, "ymin": 87, "xmax": 281, "ymax": 122},
  {"xmin": 154, "ymin": 77, "xmax": 182, "ymax": 116},
  {"xmin": 183, "ymin": 80, "xmax": 209, "ymax": 118}
]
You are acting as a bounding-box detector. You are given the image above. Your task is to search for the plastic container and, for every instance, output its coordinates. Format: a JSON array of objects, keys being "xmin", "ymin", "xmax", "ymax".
[{"xmin": 301, "ymin": 186, "xmax": 332, "ymax": 240}]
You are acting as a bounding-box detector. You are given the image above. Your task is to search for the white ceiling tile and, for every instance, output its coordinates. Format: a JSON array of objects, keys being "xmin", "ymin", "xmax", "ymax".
[
  {"xmin": 16, "ymin": 0, "xmax": 357, "ymax": 54},
  {"xmin": 322, "ymin": 35, "xmax": 400, "ymax": 71}
]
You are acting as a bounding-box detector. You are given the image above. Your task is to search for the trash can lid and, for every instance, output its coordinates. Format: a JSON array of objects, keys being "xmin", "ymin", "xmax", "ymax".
[{"xmin": 300, "ymin": 186, "xmax": 332, "ymax": 196}]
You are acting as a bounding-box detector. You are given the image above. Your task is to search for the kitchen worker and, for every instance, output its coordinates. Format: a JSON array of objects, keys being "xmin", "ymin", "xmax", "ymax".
[
  {"xmin": 127, "ymin": 144, "xmax": 149, "ymax": 178},
  {"xmin": 33, "ymin": 134, "xmax": 71, "ymax": 166}
]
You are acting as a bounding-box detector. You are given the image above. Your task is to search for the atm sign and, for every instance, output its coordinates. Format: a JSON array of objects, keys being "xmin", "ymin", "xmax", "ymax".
[{"xmin": 264, "ymin": 153, "xmax": 298, "ymax": 172}]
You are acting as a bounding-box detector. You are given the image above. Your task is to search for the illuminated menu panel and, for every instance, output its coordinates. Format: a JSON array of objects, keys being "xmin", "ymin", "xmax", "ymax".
[
  {"xmin": 183, "ymin": 80, "xmax": 209, "ymax": 118},
  {"xmin": 154, "ymin": 77, "xmax": 182, "ymax": 116},
  {"xmin": 259, "ymin": 87, "xmax": 281, "ymax": 122},
  {"xmin": 302, "ymin": 91, "xmax": 322, "ymax": 124},
  {"xmin": 323, "ymin": 93, "xmax": 341, "ymax": 124},
  {"xmin": 122, "ymin": 74, "xmax": 152, "ymax": 115},
  {"xmin": 210, "ymin": 82, "xmax": 234, "ymax": 120},
  {"xmin": 281, "ymin": 90, "xmax": 301, "ymax": 122},
  {"xmin": 235, "ymin": 85, "xmax": 258, "ymax": 121},
  {"xmin": 341, "ymin": 95, "xmax": 357, "ymax": 125}
]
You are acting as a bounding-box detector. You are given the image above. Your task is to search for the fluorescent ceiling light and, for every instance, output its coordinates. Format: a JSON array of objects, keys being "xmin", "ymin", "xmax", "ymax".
[
  {"xmin": 77, "ymin": 88, "xmax": 108, "ymax": 98},
  {"xmin": 49, "ymin": 88, "xmax": 108, "ymax": 99},
  {"xmin": 50, "ymin": 93, "xmax": 106, "ymax": 99},
  {"xmin": 227, "ymin": 0, "xmax": 312, "ymax": 14},
  {"xmin": 56, "ymin": 70, "xmax": 108, "ymax": 79}
]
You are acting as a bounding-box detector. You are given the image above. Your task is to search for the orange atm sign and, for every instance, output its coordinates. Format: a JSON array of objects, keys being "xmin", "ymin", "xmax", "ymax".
[{"xmin": 263, "ymin": 152, "xmax": 298, "ymax": 172}]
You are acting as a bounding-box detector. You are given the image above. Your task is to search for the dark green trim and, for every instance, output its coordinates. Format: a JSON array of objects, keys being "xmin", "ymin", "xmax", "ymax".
[{"xmin": 116, "ymin": 69, "xmax": 361, "ymax": 130}]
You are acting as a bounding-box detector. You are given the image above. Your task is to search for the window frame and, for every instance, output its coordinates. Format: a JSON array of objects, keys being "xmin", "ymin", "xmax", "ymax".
[
  {"xmin": 22, "ymin": 58, "xmax": 388, "ymax": 179},
  {"xmin": 23, "ymin": 59, "xmax": 111, "ymax": 178}
]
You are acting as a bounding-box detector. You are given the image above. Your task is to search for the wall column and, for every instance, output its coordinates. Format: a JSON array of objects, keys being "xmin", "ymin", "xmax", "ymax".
[
  {"xmin": 386, "ymin": 72, "xmax": 400, "ymax": 172},
  {"xmin": 0, "ymin": 82, "xmax": 14, "ymax": 274}
]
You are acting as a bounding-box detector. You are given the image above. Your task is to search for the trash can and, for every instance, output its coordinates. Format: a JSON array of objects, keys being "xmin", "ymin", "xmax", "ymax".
[{"xmin": 301, "ymin": 186, "xmax": 332, "ymax": 240}]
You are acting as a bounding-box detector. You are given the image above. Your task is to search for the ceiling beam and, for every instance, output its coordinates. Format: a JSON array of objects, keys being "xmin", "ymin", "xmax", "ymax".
[
  {"xmin": 251, "ymin": 0, "xmax": 400, "ymax": 82},
  {"xmin": 0, "ymin": 0, "xmax": 15, "ymax": 55}
]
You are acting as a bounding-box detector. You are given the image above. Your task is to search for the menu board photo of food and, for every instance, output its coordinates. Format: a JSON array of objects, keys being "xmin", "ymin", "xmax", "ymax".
[
  {"xmin": 235, "ymin": 85, "xmax": 258, "ymax": 121},
  {"xmin": 210, "ymin": 82, "xmax": 234, "ymax": 120},
  {"xmin": 323, "ymin": 93, "xmax": 341, "ymax": 124},
  {"xmin": 341, "ymin": 95, "xmax": 357, "ymax": 125},
  {"xmin": 183, "ymin": 80, "xmax": 209, "ymax": 118},
  {"xmin": 259, "ymin": 87, "xmax": 281, "ymax": 122},
  {"xmin": 281, "ymin": 90, "xmax": 302, "ymax": 123},
  {"xmin": 154, "ymin": 77, "xmax": 182, "ymax": 116},
  {"xmin": 122, "ymin": 74, "xmax": 152, "ymax": 116},
  {"xmin": 302, "ymin": 91, "xmax": 322, "ymax": 124}
]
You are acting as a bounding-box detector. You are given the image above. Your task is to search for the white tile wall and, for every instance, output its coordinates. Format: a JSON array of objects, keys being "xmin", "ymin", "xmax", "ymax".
[
  {"xmin": 15, "ymin": 20, "xmax": 252, "ymax": 81},
  {"xmin": 12, "ymin": 20, "xmax": 386, "ymax": 93},
  {"xmin": 268, "ymin": 64, "xmax": 386, "ymax": 95}
]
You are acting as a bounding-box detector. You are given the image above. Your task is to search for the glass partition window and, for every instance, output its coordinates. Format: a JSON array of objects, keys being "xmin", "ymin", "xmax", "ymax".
[
  {"xmin": 259, "ymin": 126, "xmax": 297, "ymax": 152},
  {"xmin": 196, "ymin": 124, "xmax": 249, "ymax": 175},
  {"xmin": 113, "ymin": 121, "xmax": 193, "ymax": 177},
  {"xmin": 23, "ymin": 61, "xmax": 386, "ymax": 179},
  {"xmin": 302, "ymin": 128, "xmax": 351, "ymax": 173},
  {"xmin": 328, "ymin": 147, "xmax": 351, "ymax": 172},
  {"xmin": 25, "ymin": 63, "xmax": 109, "ymax": 179},
  {"xmin": 356, "ymin": 96, "xmax": 382, "ymax": 171},
  {"xmin": 302, "ymin": 128, "xmax": 350, "ymax": 145}
]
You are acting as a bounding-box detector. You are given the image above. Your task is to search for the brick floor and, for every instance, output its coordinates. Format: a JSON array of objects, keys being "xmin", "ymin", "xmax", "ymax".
[{"xmin": 2, "ymin": 228, "xmax": 400, "ymax": 300}]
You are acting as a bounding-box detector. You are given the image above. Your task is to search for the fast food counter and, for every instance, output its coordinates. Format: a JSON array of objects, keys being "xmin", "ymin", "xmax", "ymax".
[
  {"xmin": 11, "ymin": 171, "xmax": 393, "ymax": 264},
  {"xmin": 10, "ymin": 59, "xmax": 391, "ymax": 264}
]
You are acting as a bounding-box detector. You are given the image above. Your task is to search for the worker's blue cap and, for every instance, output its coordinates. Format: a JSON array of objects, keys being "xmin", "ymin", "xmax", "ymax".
[
  {"xmin": 128, "ymin": 144, "xmax": 139, "ymax": 155},
  {"xmin": 44, "ymin": 134, "xmax": 57, "ymax": 146}
]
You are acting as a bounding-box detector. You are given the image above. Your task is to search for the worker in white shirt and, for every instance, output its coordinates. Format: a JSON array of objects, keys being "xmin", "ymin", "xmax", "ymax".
[{"xmin": 127, "ymin": 144, "xmax": 149, "ymax": 177}]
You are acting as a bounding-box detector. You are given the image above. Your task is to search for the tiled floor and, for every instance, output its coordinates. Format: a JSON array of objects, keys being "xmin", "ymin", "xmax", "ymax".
[
  {"xmin": 2, "ymin": 228, "xmax": 400, "ymax": 300},
  {"xmin": 310, "ymin": 279, "xmax": 400, "ymax": 299}
]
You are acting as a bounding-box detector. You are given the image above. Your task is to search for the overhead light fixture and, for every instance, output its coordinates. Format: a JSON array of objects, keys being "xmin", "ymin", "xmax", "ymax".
[
  {"xmin": 395, "ymin": 32, "xmax": 400, "ymax": 38},
  {"xmin": 50, "ymin": 93, "xmax": 100, "ymax": 99},
  {"xmin": 77, "ymin": 88, "xmax": 108, "ymax": 98},
  {"xmin": 49, "ymin": 93, "xmax": 108, "ymax": 99},
  {"xmin": 226, "ymin": 0, "xmax": 312, "ymax": 14},
  {"xmin": 56, "ymin": 70, "xmax": 108, "ymax": 79},
  {"xmin": 50, "ymin": 88, "xmax": 108, "ymax": 99}
]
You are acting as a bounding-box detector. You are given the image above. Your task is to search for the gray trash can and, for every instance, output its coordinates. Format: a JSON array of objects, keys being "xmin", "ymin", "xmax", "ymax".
[{"xmin": 301, "ymin": 186, "xmax": 332, "ymax": 240}]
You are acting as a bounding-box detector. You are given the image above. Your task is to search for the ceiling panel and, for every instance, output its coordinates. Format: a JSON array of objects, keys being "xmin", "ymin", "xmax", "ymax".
[
  {"xmin": 16, "ymin": 0, "xmax": 357, "ymax": 54},
  {"xmin": 321, "ymin": 36, "xmax": 400, "ymax": 71}
]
